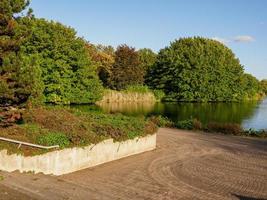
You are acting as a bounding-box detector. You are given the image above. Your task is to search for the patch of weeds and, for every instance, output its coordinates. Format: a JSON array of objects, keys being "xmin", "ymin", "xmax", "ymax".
[
  {"xmin": 0, "ymin": 107, "xmax": 158, "ymax": 155},
  {"xmin": 206, "ymin": 122, "xmax": 242, "ymax": 135},
  {"xmin": 175, "ymin": 119, "xmax": 202, "ymax": 130},
  {"xmin": 149, "ymin": 115, "xmax": 174, "ymax": 128},
  {"xmin": 244, "ymin": 129, "xmax": 267, "ymax": 138},
  {"xmin": 37, "ymin": 132, "xmax": 70, "ymax": 148}
]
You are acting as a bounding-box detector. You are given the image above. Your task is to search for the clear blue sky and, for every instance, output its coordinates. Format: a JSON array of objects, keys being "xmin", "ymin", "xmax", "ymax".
[{"xmin": 29, "ymin": 0, "xmax": 267, "ymax": 80}]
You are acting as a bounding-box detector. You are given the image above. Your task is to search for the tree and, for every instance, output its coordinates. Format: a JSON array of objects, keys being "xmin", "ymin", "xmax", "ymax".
[
  {"xmin": 240, "ymin": 73, "xmax": 260, "ymax": 99},
  {"xmin": 260, "ymin": 79, "xmax": 267, "ymax": 95},
  {"xmin": 85, "ymin": 43, "xmax": 115, "ymax": 88},
  {"xmin": 146, "ymin": 37, "xmax": 245, "ymax": 102},
  {"xmin": 138, "ymin": 48, "xmax": 157, "ymax": 73},
  {"xmin": 20, "ymin": 18, "xmax": 103, "ymax": 104},
  {"xmin": 109, "ymin": 45, "xmax": 144, "ymax": 90},
  {"xmin": 0, "ymin": 0, "xmax": 41, "ymax": 107}
]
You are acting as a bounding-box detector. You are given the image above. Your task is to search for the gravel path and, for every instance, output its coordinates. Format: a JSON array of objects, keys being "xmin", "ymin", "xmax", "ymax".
[{"xmin": 0, "ymin": 128, "xmax": 267, "ymax": 200}]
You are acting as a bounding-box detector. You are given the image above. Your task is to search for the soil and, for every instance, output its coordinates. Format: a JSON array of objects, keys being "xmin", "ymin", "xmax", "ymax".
[{"xmin": 0, "ymin": 128, "xmax": 267, "ymax": 200}]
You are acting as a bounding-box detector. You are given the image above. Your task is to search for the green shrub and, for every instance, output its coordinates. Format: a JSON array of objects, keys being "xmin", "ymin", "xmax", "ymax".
[
  {"xmin": 124, "ymin": 85, "xmax": 150, "ymax": 93},
  {"xmin": 149, "ymin": 115, "xmax": 174, "ymax": 127},
  {"xmin": 37, "ymin": 132, "xmax": 70, "ymax": 148},
  {"xmin": 244, "ymin": 129, "xmax": 267, "ymax": 138},
  {"xmin": 175, "ymin": 119, "xmax": 194, "ymax": 130},
  {"xmin": 153, "ymin": 90, "xmax": 165, "ymax": 101},
  {"xmin": 175, "ymin": 119, "xmax": 202, "ymax": 130},
  {"xmin": 206, "ymin": 122, "xmax": 242, "ymax": 135}
]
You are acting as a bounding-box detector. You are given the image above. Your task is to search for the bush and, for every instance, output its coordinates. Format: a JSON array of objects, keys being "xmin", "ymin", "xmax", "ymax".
[
  {"xmin": 206, "ymin": 122, "xmax": 242, "ymax": 135},
  {"xmin": 244, "ymin": 129, "xmax": 267, "ymax": 138},
  {"xmin": 124, "ymin": 85, "xmax": 150, "ymax": 93},
  {"xmin": 149, "ymin": 115, "xmax": 174, "ymax": 127},
  {"xmin": 152, "ymin": 90, "xmax": 165, "ymax": 101},
  {"xmin": 37, "ymin": 132, "xmax": 70, "ymax": 148},
  {"xmin": 175, "ymin": 119, "xmax": 202, "ymax": 130}
]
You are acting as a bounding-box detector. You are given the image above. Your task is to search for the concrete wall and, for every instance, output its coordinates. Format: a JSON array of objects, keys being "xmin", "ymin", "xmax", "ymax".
[{"xmin": 0, "ymin": 134, "xmax": 156, "ymax": 175}]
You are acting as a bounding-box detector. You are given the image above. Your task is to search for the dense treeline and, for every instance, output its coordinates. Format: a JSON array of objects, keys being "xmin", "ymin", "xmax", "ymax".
[
  {"xmin": 146, "ymin": 37, "xmax": 265, "ymax": 101},
  {"xmin": 0, "ymin": 0, "xmax": 266, "ymax": 109}
]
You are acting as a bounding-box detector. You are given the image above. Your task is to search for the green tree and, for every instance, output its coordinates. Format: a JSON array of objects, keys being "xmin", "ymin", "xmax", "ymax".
[
  {"xmin": 138, "ymin": 48, "xmax": 157, "ymax": 73},
  {"xmin": 260, "ymin": 79, "xmax": 267, "ymax": 95},
  {"xmin": 240, "ymin": 73, "xmax": 260, "ymax": 99},
  {"xmin": 86, "ymin": 43, "xmax": 115, "ymax": 88},
  {"xmin": 0, "ymin": 0, "xmax": 42, "ymax": 107},
  {"xmin": 20, "ymin": 18, "xmax": 103, "ymax": 104},
  {"xmin": 109, "ymin": 45, "xmax": 144, "ymax": 90},
  {"xmin": 146, "ymin": 37, "xmax": 245, "ymax": 102}
]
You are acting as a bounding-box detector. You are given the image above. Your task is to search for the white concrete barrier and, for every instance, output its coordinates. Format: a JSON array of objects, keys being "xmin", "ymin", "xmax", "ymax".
[{"xmin": 0, "ymin": 134, "xmax": 156, "ymax": 175}]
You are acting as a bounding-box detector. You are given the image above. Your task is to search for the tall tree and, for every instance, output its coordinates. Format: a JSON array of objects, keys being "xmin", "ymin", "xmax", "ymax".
[
  {"xmin": 146, "ymin": 37, "xmax": 245, "ymax": 102},
  {"xmin": 240, "ymin": 73, "xmax": 260, "ymax": 99},
  {"xmin": 109, "ymin": 45, "xmax": 144, "ymax": 90},
  {"xmin": 0, "ymin": 0, "xmax": 39, "ymax": 107},
  {"xmin": 20, "ymin": 18, "xmax": 103, "ymax": 104},
  {"xmin": 85, "ymin": 43, "xmax": 115, "ymax": 88},
  {"xmin": 260, "ymin": 79, "xmax": 267, "ymax": 95},
  {"xmin": 138, "ymin": 48, "xmax": 157, "ymax": 73}
]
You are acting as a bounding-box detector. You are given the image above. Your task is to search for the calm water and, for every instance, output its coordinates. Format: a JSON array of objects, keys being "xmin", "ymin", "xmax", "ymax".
[{"xmin": 74, "ymin": 98, "xmax": 267, "ymax": 130}]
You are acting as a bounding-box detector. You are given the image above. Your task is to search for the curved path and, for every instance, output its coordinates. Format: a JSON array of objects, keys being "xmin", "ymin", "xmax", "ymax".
[{"xmin": 1, "ymin": 128, "xmax": 267, "ymax": 200}]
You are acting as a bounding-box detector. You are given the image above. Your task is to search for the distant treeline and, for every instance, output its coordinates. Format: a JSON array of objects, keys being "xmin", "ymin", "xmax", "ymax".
[{"xmin": 1, "ymin": 0, "xmax": 267, "ymax": 108}]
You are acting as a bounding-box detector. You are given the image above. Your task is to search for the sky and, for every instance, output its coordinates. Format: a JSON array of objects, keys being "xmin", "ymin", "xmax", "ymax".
[{"xmin": 29, "ymin": 0, "xmax": 267, "ymax": 80}]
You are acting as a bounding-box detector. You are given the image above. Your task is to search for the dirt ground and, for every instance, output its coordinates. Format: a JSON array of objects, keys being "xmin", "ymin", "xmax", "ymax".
[{"xmin": 0, "ymin": 128, "xmax": 267, "ymax": 200}]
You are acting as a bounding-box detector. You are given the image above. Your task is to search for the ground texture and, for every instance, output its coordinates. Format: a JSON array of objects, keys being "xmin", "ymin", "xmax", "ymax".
[{"xmin": 0, "ymin": 128, "xmax": 267, "ymax": 200}]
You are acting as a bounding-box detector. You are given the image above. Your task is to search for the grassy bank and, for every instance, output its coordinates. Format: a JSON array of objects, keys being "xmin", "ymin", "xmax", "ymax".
[
  {"xmin": 0, "ymin": 107, "xmax": 157, "ymax": 156},
  {"xmin": 151, "ymin": 116, "xmax": 267, "ymax": 138}
]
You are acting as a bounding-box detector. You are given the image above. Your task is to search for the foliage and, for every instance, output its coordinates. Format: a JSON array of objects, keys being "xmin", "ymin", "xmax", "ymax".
[
  {"xmin": 138, "ymin": 48, "xmax": 157, "ymax": 72},
  {"xmin": 175, "ymin": 119, "xmax": 202, "ymax": 130},
  {"xmin": 149, "ymin": 115, "xmax": 174, "ymax": 127},
  {"xmin": 241, "ymin": 73, "xmax": 261, "ymax": 100},
  {"xmin": 37, "ymin": 132, "xmax": 70, "ymax": 148},
  {"xmin": 146, "ymin": 37, "xmax": 248, "ymax": 102},
  {"xmin": 244, "ymin": 129, "xmax": 267, "ymax": 138},
  {"xmin": 0, "ymin": 0, "xmax": 41, "ymax": 107},
  {"xmin": 206, "ymin": 122, "xmax": 242, "ymax": 135},
  {"xmin": 260, "ymin": 79, "xmax": 267, "ymax": 95},
  {"xmin": 109, "ymin": 45, "xmax": 144, "ymax": 90},
  {"xmin": 85, "ymin": 43, "xmax": 115, "ymax": 88},
  {"xmin": 20, "ymin": 18, "xmax": 103, "ymax": 104},
  {"xmin": 152, "ymin": 89, "xmax": 165, "ymax": 101},
  {"xmin": 124, "ymin": 85, "xmax": 151, "ymax": 93},
  {"xmin": 0, "ymin": 107, "xmax": 158, "ymax": 155}
]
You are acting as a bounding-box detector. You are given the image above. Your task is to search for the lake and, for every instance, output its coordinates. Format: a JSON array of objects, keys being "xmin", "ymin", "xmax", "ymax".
[{"xmin": 74, "ymin": 98, "xmax": 267, "ymax": 130}]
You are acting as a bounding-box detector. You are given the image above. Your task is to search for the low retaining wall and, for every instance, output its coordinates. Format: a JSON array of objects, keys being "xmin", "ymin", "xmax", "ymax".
[{"xmin": 0, "ymin": 134, "xmax": 156, "ymax": 175}]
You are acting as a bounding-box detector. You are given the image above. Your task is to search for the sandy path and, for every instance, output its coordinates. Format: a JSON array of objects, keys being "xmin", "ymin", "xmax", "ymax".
[{"xmin": 0, "ymin": 128, "xmax": 267, "ymax": 200}]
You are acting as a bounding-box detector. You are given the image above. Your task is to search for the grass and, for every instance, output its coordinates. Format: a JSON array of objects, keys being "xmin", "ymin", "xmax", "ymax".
[
  {"xmin": 0, "ymin": 107, "xmax": 158, "ymax": 156},
  {"xmin": 124, "ymin": 85, "xmax": 151, "ymax": 94},
  {"xmin": 150, "ymin": 116, "xmax": 267, "ymax": 138}
]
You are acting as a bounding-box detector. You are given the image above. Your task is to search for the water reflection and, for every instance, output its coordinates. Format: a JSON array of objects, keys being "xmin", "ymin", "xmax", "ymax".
[
  {"xmin": 73, "ymin": 99, "xmax": 267, "ymax": 130},
  {"xmin": 242, "ymin": 98, "xmax": 267, "ymax": 130},
  {"xmin": 97, "ymin": 101, "xmax": 156, "ymax": 115}
]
